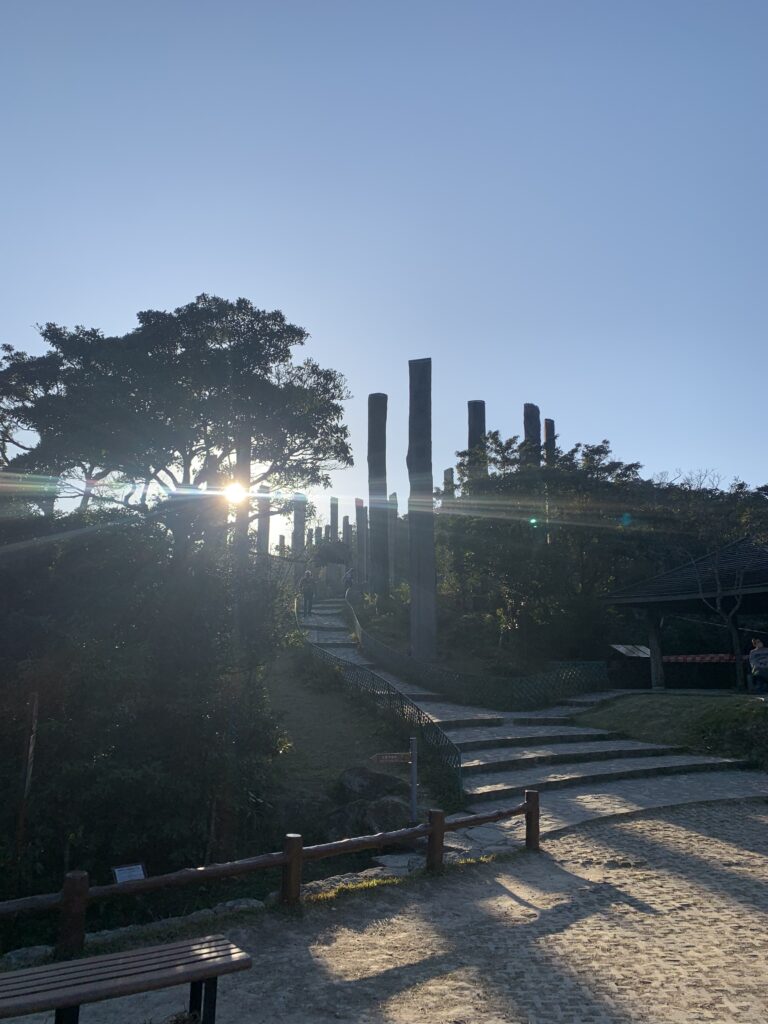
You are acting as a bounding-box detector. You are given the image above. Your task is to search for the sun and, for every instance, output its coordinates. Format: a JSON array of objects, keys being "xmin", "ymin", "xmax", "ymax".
[{"xmin": 223, "ymin": 482, "xmax": 248, "ymax": 504}]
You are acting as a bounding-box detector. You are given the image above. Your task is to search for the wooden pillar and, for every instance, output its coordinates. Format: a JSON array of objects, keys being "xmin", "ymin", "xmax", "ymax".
[
  {"xmin": 306, "ymin": 528, "xmax": 313, "ymax": 548},
  {"xmin": 278, "ymin": 535, "xmax": 285, "ymax": 558},
  {"xmin": 314, "ymin": 526, "xmax": 322, "ymax": 546},
  {"xmin": 646, "ymin": 609, "xmax": 665, "ymax": 690},
  {"xmin": 368, "ymin": 393, "xmax": 390, "ymax": 597},
  {"xmin": 292, "ymin": 494, "xmax": 306, "ymax": 581},
  {"xmin": 355, "ymin": 499, "xmax": 366, "ymax": 582},
  {"xmin": 443, "ymin": 468, "xmax": 455, "ymax": 499},
  {"xmin": 387, "ymin": 492, "xmax": 397, "ymax": 587},
  {"xmin": 407, "ymin": 358, "xmax": 437, "ymax": 661},
  {"xmin": 324, "ymin": 524, "xmax": 331, "ymax": 542},
  {"xmin": 523, "ymin": 403, "xmax": 542, "ymax": 467},
  {"xmin": 544, "ymin": 418, "xmax": 556, "ymax": 466},
  {"xmin": 342, "ymin": 514, "xmax": 352, "ymax": 549},
  {"xmin": 256, "ymin": 486, "xmax": 271, "ymax": 556},
  {"xmin": 56, "ymin": 871, "xmax": 89, "ymax": 956},
  {"xmin": 330, "ymin": 497, "xmax": 339, "ymax": 542},
  {"xmin": 467, "ymin": 399, "xmax": 487, "ymax": 478}
]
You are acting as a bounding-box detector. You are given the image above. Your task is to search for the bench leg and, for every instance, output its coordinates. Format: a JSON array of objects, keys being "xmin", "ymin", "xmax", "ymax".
[
  {"xmin": 202, "ymin": 977, "xmax": 218, "ymax": 1024},
  {"xmin": 54, "ymin": 1007, "xmax": 80, "ymax": 1024},
  {"xmin": 189, "ymin": 979, "xmax": 203, "ymax": 1017}
]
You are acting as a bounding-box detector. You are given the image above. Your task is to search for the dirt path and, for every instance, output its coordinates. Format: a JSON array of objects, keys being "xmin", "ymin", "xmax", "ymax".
[{"xmin": 14, "ymin": 799, "xmax": 768, "ymax": 1023}]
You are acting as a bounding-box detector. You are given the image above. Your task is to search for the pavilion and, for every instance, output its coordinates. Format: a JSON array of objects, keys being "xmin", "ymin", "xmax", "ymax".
[{"xmin": 607, "ymin": 537, "xmax": 768, "ymax": 689}]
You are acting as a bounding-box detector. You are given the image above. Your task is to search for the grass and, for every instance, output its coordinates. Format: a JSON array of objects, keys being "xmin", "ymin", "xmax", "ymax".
[
  {"xmin": 574, "ymin": 692, "xmax": 768, "ymax": 768},
  {"xmin": 265, "ymin": 646, "xmax": 420, "ymax": 811}
]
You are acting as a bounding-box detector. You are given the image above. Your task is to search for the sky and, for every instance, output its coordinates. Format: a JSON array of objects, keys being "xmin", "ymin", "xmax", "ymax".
[{"xmin": 2, "ymin": 0, "xmax": 767, "ymax": 530}]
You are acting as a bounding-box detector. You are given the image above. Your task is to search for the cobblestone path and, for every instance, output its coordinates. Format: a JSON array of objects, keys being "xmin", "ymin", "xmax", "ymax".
[{"xmin": 22, "ymin": 799, "xmax": 767, "ymax": 1023}]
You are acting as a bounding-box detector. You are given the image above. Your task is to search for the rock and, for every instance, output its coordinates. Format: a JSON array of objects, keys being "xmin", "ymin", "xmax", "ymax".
[
  {"xmin": 2, "ymin": 944, "xmax": 53, "ymax": 968},
  {"xmin": 213, "ymin": 898, "xmax": 265, "ymax": 915},
  {"xmin": 326, "ymin": 795, "xmax": 412, "ymax": 840},
  {"xmin": 335, "ymin": 767, "xmax": 410, "ymax": 802},
  {"xmin": 184, "ymin": 908, "xmax": 216, "ymax": 923}
]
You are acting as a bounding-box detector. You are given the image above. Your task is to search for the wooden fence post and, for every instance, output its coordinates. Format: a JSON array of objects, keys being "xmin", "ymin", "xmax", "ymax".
[
  {"xmin": 525, "ymin": 790, "xmax": 540, "ymax": 851},
  {"xmin": 426, "ymin": 809, "xmax": 446, "ymax": 872},
  {"xmin": 56, "ymin": 870, "xmax": 89, "ymax": 957},
  {"xmin": 281, "ymin": 834, "xmax": 303, "ymax": 906}
]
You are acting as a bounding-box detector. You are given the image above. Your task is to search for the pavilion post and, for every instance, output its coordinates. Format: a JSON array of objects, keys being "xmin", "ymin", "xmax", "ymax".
[
  {"xmin": 646, "ymin": 610, "xmax": 665, "ymax": 690},
  {"xmin": 292, "ymin": 494, "xmax": 306, "ymax": 581},
  {"xmin": 342, "ymin": 514, "xmax": 352, "ymax": 549}
]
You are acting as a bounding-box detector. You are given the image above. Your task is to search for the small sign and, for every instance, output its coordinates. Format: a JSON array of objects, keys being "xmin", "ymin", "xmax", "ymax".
[
  {"xmin": 370, "ymin": 752, "xmax": 411, "ymax": 765},
  {"xmin": 111, "ymin": 863, "xmax": 147, "ymax": 884}
]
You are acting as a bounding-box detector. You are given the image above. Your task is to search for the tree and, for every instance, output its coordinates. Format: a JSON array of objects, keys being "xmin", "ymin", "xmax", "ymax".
[{"xmin": 1, "ymin": 295, "xmax": 353, "ymax": 557}]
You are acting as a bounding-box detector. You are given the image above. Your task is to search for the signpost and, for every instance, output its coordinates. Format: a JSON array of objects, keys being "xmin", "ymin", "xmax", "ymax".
[{"xmin": 370, "ymin": 736, "xmax": 418, "ymax": 824}]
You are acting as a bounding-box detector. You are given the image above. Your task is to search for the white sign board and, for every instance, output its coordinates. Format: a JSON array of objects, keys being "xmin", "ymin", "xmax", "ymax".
[{"xmin": 112, "ymin": 863, "xmax": 147, "ymax": 884}]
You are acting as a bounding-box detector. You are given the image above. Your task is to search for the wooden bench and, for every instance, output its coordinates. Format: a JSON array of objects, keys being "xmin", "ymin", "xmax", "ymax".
[{"xmin": 0, "ymin": 935, "xmax": 251, "ymax": 1023}]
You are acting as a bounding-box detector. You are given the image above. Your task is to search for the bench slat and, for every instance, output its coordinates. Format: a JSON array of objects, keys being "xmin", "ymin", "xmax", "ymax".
[
  {"xmin": 0, "ymin": 936, "xmax": 233, "ymax": 983},
  {"xmin": 0, "ymin": 944, "xmax": 238, "ymax": 997},
  {"xmin": 0, "ymin": 936, "xmax": 251, "ymax": 1018}
]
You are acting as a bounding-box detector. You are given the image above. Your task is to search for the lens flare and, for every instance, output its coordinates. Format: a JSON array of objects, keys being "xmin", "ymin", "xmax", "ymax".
[{"xmin": 223, "ymin": 482, "xmax": 248, "ymax": 504}]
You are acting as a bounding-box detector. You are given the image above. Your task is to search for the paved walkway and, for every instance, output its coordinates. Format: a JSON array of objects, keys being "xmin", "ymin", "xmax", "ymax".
[
  {"xmin": 300, "ymin": 599, "xmax": 768, "ymax": 860},
  {"xmin": 19, "ymin": 800, "xmax": 768, "ymax": 1023}
]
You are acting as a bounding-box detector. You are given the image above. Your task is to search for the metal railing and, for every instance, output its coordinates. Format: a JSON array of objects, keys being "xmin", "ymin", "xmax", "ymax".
[
  {"xmin": 297, "ymin": 602, "xmax": 463, "ymax": 800},
  {"xmin": 344, "ymin": 601, "xmax": 608, "ymax": 711}
]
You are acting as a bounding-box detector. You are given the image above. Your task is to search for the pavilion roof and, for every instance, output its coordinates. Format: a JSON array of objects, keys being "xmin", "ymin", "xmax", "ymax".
[{"xmin": 608, "ymin": 537, "xmax": 768, "ymax": 606}]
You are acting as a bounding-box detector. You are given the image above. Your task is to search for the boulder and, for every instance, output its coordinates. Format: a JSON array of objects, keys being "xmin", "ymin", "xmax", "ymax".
[
  {"xmin": 335, "ymin": 767, "xmax": 410, "ymax": 802},
  {"xmin": 2, "ymin": 945, "xmax": 53, "ymax": 969},
  {"xmin": 326, "ymin": 795, "xmax": 412, "ymax": 840}
]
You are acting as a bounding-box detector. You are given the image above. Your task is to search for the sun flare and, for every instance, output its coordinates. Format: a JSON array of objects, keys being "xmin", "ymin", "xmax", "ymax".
[{"xmin": 223, "ymin": 482, "xmax": 248, "ymax": 504}]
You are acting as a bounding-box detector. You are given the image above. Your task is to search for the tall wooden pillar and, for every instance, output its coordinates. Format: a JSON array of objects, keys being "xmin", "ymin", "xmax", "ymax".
[
  {"xmin": 467, "ymin": 400, "xmax": 487, "ymax": 477},
  {"xmin": 368, "ymin": 393, "xmax": 390, "ymax": 597},
  {"xmin": 342, "ymin": 514, "xmax": 352, "ymax": 549},
  {"xmin": 314, "ymin": 525, "xmax": 322, "ymax": 546},
  {"xmin": 646, "ymin": 609, "xmax": 665, "ymax": 690},
  {"xmin": 330, "ymin": 497, "xmax": 339, "ymax": 542},
  {"xmin": 523, "ymin": 403, "xmax": 542, "ymax": 467},
  {"xmin": 292, "ymin": 494, "xmax": 306, "ymax": 581},
  {"xmin": 407, "ymin": 358, "xmax": 437, "ymax": 661},
  {"xmin": 388, "ymin": 492, "xmax": 398, "ymax": 587},
  {"xmin": 443, "ymin": 468, "xmax": 455, "ymax": 499},
  {"xmin": 355, "ymin": 499, "xmax": 366, "ymax": 582},
  {"xmin": 256, "ymin": 486, "xmax": 271, "ymax": 556},
  {"xmin": 544, "ymin": 419, "xmax": 557, "ymax": 466}
]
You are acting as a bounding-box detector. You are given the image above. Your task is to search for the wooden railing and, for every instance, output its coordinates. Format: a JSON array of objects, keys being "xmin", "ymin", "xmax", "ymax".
[{"xmin": 0, "ymin": 793, "xmax": 540, "ymax": 959}]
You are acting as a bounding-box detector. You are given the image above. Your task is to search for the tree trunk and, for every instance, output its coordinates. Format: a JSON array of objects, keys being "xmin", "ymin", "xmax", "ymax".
[{"xmin": 407, "ymin": 358, "xmax": 437, "ymax": 661}]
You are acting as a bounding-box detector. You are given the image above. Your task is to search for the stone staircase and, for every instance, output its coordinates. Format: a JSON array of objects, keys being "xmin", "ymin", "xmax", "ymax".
[{"xmin": 301, "ymin": 599, "xmax": 768, "ymax": 844}]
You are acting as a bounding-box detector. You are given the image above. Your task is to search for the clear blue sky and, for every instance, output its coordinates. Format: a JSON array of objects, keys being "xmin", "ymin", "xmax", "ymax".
[{"xmin": 2, "ymin": 0, "xmax": 766, "ymax": 528}]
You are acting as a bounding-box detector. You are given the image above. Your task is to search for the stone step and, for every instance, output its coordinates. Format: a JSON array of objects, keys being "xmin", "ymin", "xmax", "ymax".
[
  {"xmin": 463, "ymin": 754, "xmax": 746, "ymax": 802},
  {"xmin": 419, "ymin": 700, "xmax": 506, "ymax": 729},
  {"xmin": 452, "ymin": 726, "xmax": 624, "ymax": 751},
  {"xmin": 509, "ymin": 709, "xmax": 581, "ymax": 725},
  {"xmin": 461, "ymin": 739, "xmax": 685, "ymax": 774},
  {"xmin": 464, "ymin": 768, "xmax": 768, "ymax": 826},
  {"xmin": 312, "ymin": 641, "xmax": 359, "ymax": 650}
]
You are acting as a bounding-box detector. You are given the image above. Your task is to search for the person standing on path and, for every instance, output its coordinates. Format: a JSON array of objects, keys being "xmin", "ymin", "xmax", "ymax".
[
  {"xmin": 299, "ymin": 570, "xmax": 315, "ymax": 617},
  {"xmin": 749, "ymin": 638, "xmax": 768, "ymax": 692}
]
